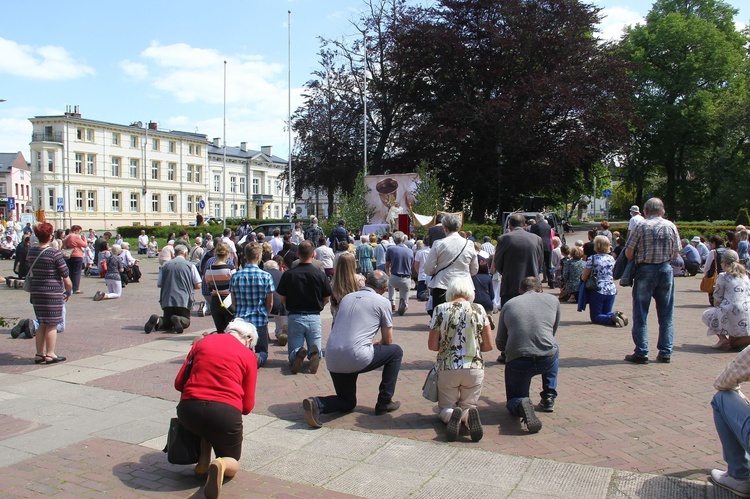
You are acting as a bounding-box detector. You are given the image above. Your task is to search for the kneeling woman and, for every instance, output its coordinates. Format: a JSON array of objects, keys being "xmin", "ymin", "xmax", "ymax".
[
  {"xmin": 703, "ymin": 250, "xmax": 750, "ymax": 350},
  {"xmin": 94, "ymin": 243, "xmax": 124, "ymax": 301},
  {"xmin": 428, "ymin": 277, "xmax": 493, "ymax": 442},
  {"xmin": 175, "ymin": 319, "xmax": 258, "ymax": 499}
]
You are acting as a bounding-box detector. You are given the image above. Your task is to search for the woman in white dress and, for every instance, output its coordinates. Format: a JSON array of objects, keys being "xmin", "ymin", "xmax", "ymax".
[{"xmin": 703, "ymin": 250, "xmax": 750, "ymax": 350}]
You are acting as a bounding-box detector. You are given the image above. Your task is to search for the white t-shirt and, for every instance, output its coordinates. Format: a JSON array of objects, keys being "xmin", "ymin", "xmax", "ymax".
[
  {"xmin": 414, "ymin": 246, "xmax": 431, "ymax": 282},
  {"xmin": 314, "ymin": 245, "xmax": 334, "ymax": 269}
]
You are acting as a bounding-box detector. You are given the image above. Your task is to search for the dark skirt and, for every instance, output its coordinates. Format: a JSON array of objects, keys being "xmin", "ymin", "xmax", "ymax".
[{"xmin": 177, "ymin": 399, "xmax": 243, "ymax": 460}]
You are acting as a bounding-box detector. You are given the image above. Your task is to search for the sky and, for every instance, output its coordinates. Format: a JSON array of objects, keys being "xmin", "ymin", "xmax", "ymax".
[{"xmin": 0, "ymin": 0, "xmax": 747, "ymax": 161}]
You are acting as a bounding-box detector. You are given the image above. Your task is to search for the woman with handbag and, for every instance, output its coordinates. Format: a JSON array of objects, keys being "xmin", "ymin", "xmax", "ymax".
[
  {"xmin": 703, "ymin": 250, "xmax": 750, "ymax": 349},
  {"xmin": 203, "ymin": 242, "xmax": 236, "ymax": 333},
  {"xmin": 28, "ymin": 222, "xmax": 72, "ymax": 364},
  {"xmin": 175, "ymin": 318, "xmax": 258, "ymax": 499},
  {"xmin": 703, "ymin": 235, "xmax": 727, "ymax": 305},
  {"xmin": 93, "ymin": 244, "xmax": 125, "ymax": 301},
  {"xmin": 62, "ymin": 225, "xmax": 89, "ymax": 294},
  {"xmin": 580, "ymin": 235, "xmax": 627, "ymax": 327},
  {"xmin": 428, "ymin": 277, "xmax": 493, "ymax": 442}
]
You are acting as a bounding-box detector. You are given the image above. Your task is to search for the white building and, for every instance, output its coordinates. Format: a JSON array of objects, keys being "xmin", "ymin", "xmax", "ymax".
[
  {"xmin": 0, "ymin": 152, "xmax": 32, "ymax": 221},
  {"xmin": 207, "ymin": 139, "xmax": 287, "ymax": 221}
]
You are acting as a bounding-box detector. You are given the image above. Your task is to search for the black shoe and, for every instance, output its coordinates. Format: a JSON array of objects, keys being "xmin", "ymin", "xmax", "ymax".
[
  {"xmin": 497, "ymin": 352, "xmax": 506, "ymax": 364},
  {"xmin": 171, "ymin": 315, "xmax": 184, "ymax": 334},
  {"xmin": 655, "ymin": 355, "xmax": 671, "ymax": 364},
  {"xmin": 398, "ymin": 298, "xmax": 407, "ymax": 316},
  {"xmin": 375, "ymin": 401, "xmax": 401, "ymax": 415},
  {"xmin": 624, "ymin": 354, "xmax": 649, "ymax": 364},
  {"xmin": 291, "ymin": 348, "xmax": 307, "ymax": 374},
  {"xmin": 308, "ymin": 344, "xmax": 320, "ymax": 374},
  {"xmin": 539, "ymin": 396, "xmax": 555, "ymax": 413},
  {"xmin": 520, "ymin": 397, "xmax": 542, "ymax": 433},
  {"xmin": 446, "ymin": 407, "xmax": 462, "ymax": 442},
  {"xmin": 303, "ymin": 397, "xmax": 322, "ymax": 428},
  {"xmin": 11, "ymin": 319, "xmax": 28, "ymax": 339},
  {"xmin": 144, "ymin": 314, "xmax": 159, "ymax": 334},
  {"xmin": 468, "ymin": 407, "xmax": 483, "ymax": 442}
]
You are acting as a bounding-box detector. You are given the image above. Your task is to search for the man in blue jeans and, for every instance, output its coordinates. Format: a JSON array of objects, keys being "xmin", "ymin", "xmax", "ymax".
[
  {"xmin": 623, "ymin": 197, "xmax": 680, "ymax": 364},
  {"xmin": 496, "ymin": 277, "xmax": 560, "ymax": 433},
  {"xmin": 277, "ymin": 240, "xmax": 332, "ymax": 374},
  {"xmin": 302, "ymin": 271, "xmax": 402, "ymax": 427},
  {"xmin": 710, "ymin": 347, "xmax": 750, "ymax": 497}
]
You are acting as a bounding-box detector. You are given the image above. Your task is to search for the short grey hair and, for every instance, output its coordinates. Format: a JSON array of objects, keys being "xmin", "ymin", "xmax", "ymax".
[
  {"xmin": 174, "ymin": 244, "xmax": 189, "ymax": 256},
  {"xmin": 110, "ymin": 244, "xmax": 122, "ymax": 256},
  {"xmin": 442, "ymin": 213, "xmax": 461, "ymax": 232},
  {"xmin": 392, "ymin": 231, "xmax": 405, "ymax": 244},
  {"xmin": 225, "ymin": 318, "xmax": 258, "ymax": 350},
  {"xmin": 446, "ymin": 277, "xmax": 475, "ymax": 302},
  {"xmin": 644, "ymin": 197, "xmax": 665, "ymax": 215},
  {"xmin": 194, "ymin": 236, "xmax": 202, "ymax": 245},
  {"xmin": 263, "ymin": 260, "xmax": 279, "ymax": 270},
  {"xmin": 205, "ymin": 241, "xmax": 214, "ymax": 251},
  {"xmin": 366, "ymin": 270, "xmax": 389, "ymax": 292}
]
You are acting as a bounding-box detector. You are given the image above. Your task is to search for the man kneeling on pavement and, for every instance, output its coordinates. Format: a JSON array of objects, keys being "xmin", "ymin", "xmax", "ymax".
[
  {"xmin": 302, "ymin": 270, "xmax": 403, "ymax": 427},
  {"xmin": 709, "ymin": 345, "xmax": 750, "ymax": 497},
  {"xmin": 496, "ymin": 276, "xmax": 560, "ymax": 433}
]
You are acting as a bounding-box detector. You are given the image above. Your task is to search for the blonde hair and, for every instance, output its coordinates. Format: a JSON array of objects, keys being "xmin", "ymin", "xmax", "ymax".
[
  {"xmin": 594, "ymin": 235, "xmax": 611, "ymax": 254},
  {"xmin": 740, "ymin": 230, "xmax": 749, "ymax": 242},
  {"xmin": 722, "ymin": 249, "xmax": 747, "ymax": 278},
  {"xmin": 332, "ymin": 253, "xmax": 361, "ymax": 301}
]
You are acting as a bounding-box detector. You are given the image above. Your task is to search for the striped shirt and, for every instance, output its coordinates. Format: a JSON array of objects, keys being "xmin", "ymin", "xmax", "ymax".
[
  {"xmin": 624, "ymin": 215, "xmax": 680, "ymax": 265},
  {"xmin": 715, "ymin": 346, "xmax": 750, "ymax": 391},
  {"xmin": 204, "ymin": 262, "xmax": 235, "ymax": 297}
]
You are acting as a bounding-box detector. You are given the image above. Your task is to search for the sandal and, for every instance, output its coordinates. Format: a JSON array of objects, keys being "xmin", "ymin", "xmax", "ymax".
[
  {"xmin": 34, "ymin": 354, "xmax": 46, "ymax": 364},
  {"xmin": 44, "ymin": 355, "xmax": 67, "ymax": 364}
]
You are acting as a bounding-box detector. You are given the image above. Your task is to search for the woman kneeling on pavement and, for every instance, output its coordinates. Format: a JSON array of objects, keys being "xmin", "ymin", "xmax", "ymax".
[
  {"xmin": 428, "ymin": 277, "xmax": 493, "ymax": 442},
  {"xmin": 175, "ymin": 319, "xmax": 258, "ymax": 499},
  {"xmin": 703, "ymin": 250, "xmax": 750, "ymax": 350},
  {"xmin": 580, "ymin": 235, "xmax": 628, "ymax": 328}
]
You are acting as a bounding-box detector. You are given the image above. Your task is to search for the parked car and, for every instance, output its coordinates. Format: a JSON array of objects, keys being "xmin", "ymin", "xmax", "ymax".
[
  {"xmin": 502, "ymin": 211, "xmax": 566, "ymax": 246},
  {"xmin": 252, "ymin": 222, "xmax": 307, "ymax": 238}
]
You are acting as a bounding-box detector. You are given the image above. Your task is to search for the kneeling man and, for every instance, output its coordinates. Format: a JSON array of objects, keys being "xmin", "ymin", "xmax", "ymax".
[
  {"xmin": 303, "ymin": 271, "xmax": 403, "ymax": 427},
  {"xmin": 496, "ymin": 277, "xmax": 560, "ymax": 433}
]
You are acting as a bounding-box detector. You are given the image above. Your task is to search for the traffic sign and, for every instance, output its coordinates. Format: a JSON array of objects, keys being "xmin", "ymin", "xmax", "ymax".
[
  {"xmin": 56, "ymin": 197, "xmax": 64, "ymax": 213},
  {"xmin": 7, "ymin": 197, "xmax": 15, "ymax": 210},
  {"xmin": 602, "ymin": 189, "xmax": 612, "ymax": 198},
  {"xmin": 198, "ymin": 199, "xmax": 205, "ymax": 210}
]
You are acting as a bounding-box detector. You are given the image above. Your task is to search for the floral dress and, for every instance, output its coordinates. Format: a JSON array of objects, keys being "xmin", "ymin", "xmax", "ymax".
[
  {"xmin": 355, "ymin": 243, "xmax": 374, "ymax": 276},
  {"xmin": 702, "ymin": 273, "xmax": 750, "ymax": 337},
  {"xmin": 429, "ymin": 301, "xmax": 489, "ymax": 370}
]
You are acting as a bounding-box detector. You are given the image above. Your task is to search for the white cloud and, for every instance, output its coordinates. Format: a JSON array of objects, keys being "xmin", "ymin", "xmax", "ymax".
[
  {"xmin": 119, "ymin": 59, "xmax": 148, "ymax": 81},
  {"xmin": 0, "ymin": 37, "xmax": 95, "ymax": 80},
  {"xmin": 598, "ymin": 7, "xmax": 645, "ymax": 41},
  {"xmin": 0, "ymin": 111, "xmax": 33, "ymax": 156}
]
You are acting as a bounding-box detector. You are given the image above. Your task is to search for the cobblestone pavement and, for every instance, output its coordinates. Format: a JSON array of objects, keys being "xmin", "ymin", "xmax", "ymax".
[{"xmin": 0, "ymin": 233, "xmax": 740, "ymax": 497}]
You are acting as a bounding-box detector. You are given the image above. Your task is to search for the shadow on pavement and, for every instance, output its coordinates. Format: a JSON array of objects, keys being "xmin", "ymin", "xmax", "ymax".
[{"xmin": 112, "ymin": 450, "xmax": 201, "ymax": 494}]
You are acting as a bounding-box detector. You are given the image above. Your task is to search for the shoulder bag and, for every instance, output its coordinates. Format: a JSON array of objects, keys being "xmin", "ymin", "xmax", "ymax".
[
  {"xmin": 164, "ymin": 355, "xmax": 202, "ymax": 465},
  {"xmin": 422, "ymin": 363, "xmax": 439, "ymax": 402},
  {"xmin": 210, "ymin": 268, "xmax": 234, "ymax": 314},
  {"xmin": 584, "ymin": 255, "xmax": 599, "ymax": 291},
  {"xmin": 700, "ymin": 250, "xmax": 720, "ymax": 293},
  {"xmin": 61, "ymin": 241, "xmax": 74, "ymax": 259},
  {"xmin": 23, "ymin": 247, "xmax": 51, "ymax": 292}
]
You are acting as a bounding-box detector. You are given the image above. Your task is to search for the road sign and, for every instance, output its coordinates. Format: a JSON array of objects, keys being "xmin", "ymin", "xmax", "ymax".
[
  {"xmin": 56, "ymin": 197, "xmax": 64, "ymax": 213},
  {"xmin": 198, "ymin": 199, "xmax": 205, "ymax": 210},
  {"xmin": 602, "ymin": 189, "xmax": 612, "ymax": 198},
  {"xmin": 7, "ymin": 197, "xmax": 15, "ymax": 210}
]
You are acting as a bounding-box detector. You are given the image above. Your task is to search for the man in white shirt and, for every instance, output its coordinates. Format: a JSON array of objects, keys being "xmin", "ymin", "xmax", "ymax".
[
  {"xmin": 221, "ymin": 227, "xmax": 238, "ymax": 269},
  {"xmin": 270, "ymin": 228, "xmax": 284, "ymax": 255},
  {"xmin": 481, "ymin": 236, "xmax": 495, "ymax": 257},
  {"xmin": 628, "ymin": 205, "xmax": 644, "ymax": 233},
  {"xmin": 137, "ymin": 230, "xmax": 149, "ymax": 255}
]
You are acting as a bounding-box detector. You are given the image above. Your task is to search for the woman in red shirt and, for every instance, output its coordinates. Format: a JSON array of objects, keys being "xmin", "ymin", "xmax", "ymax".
[{"xmin": 175, "ymin": 319, "xmax": 258, "ymax": 499}]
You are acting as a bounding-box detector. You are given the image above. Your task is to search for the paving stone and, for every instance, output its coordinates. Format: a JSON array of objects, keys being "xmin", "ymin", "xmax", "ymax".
[
  {"xmin": 255, "ymin": 448, "xmax": 357, "ymax": 486},
  {"xmin": 305, "ymin": 428, "xmax": 392, "ymax": 461},
  {"xmin": 247, "ymin": 420, "xmax": 331, "ymax": 450},
  {"xmin": 412, "ymin": 475, "xmax": 512, "ymax": 498},
  {"xmin": 0, "ymin": 444, "xmax": 34, "ymax": 467},
  {"xmin": 325, "ymin": 462, "xmax": 430, "ymax": 498},
  {"xmin": 101, "ymin": 396, "xmax": 176, "ymax": 419},
  {"xmin": 0, "ymin": 425, "xmax": 88, "ymax": 455},
  {"xmin": 92, "ymin": 419, "xmax": 167, "ymax": 444},
  {"xmin": 239, "ymin": 440, "xmax": 296, "ymax": 471},
  {"xmin": 609, "ymin": 470, "xmax": 708, "ymax": 499},
  {"xmin": 515, "ymin": 459, "xmax": 613, "ymax": 498},
  {"xmin": 437, "ymin": 449, "xmax": 531, "ymax": 488}
]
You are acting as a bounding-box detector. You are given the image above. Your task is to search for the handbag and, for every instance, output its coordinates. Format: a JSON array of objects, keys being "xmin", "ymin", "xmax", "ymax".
[
  {"xmin": 584, "ymin": 255, "xmax": 599, "ymax": 291},
  {"xmin": 210, "ymin": 270, "xmax": 234, "ymax": 315},
  {"xmin": 421, "ymin": 364, "xmax": 439, "ymax": 402},
  {"xmin": 700, "ymin": 250, "xmax": 720, "ymax": 293},
  {"xmin": 164, "ymin": 417, "xmax": 202, "ymax": 465},
  {"xmin": 24, "ymin": 247, "xmax": 51, "ymax": 292},
  {"xmin": 99, "ymin": 256, "xmax": 108, "ymax": 278},
  {"xmin": 61, "ymin": 247, "xmax": 74, "ymax": 259}
]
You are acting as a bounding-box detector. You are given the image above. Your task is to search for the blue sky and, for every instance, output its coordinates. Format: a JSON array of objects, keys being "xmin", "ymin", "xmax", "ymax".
[{"xmin": 0, "ymin": 0, "xmax": 747, "ymax": 161}]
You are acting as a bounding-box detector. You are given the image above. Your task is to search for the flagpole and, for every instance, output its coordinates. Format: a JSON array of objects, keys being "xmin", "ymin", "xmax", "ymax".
[
  {"xmin": 222, "ymin": 60, "xmax": 227, "ymax": 230},
  {"xmin": 363, "ymin": 31, "xmax": 367, "ymax": 177},
  {"xmin": 287, "ymin": 10, "xmax": 293, "ymax": 219}
]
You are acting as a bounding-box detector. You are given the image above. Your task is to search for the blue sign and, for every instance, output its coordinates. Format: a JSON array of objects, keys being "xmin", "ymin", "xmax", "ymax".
[
  {"xmin": 56, "ymin": 197, "xmax": 64, "ymax": 213},
  {"xmin": 198, "ymin": 199, "xmax": 205, "ymax": 210},
  {"xmin": 7, "ymin": 197, "xmax": 15, "ymax": 210},
  {"xmin": 602, "ymin": 189, "xmax": 612, "ymax": 198}
]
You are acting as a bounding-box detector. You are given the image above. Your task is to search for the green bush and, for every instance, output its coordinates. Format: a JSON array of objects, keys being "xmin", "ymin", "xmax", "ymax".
[{"xmin": 736, "ymin": 209, "xmax": 750, "ymax": 228}]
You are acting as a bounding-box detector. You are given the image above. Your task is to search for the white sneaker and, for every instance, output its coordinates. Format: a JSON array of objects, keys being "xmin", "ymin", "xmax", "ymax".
[{"xmin": 710, "ymin": 469, "xmax": 750, "ymax": 498}]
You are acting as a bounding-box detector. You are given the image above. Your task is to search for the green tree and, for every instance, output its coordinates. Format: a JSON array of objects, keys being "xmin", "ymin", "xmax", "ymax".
[
  {"xmin": 336, "ymin": 171, "xmax": 375, "ymax": 233},
  {"xmin": 411, "ymin": 162, "xmax": 444, "ymax": 217},
  {"xmin": 619, "ymin": 0, "xmax": 747, "ymax": 217}
]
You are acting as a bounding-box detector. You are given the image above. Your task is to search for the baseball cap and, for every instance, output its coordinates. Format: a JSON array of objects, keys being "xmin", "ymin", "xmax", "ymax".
[{"xmin": 629, "ymin": 205, "xmax": 640, "ymax": 214}]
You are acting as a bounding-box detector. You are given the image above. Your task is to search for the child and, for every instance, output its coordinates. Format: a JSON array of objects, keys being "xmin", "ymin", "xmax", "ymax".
[{"xmin": 83, "ymin": 242, "xmax": 95, "ymax": 276}]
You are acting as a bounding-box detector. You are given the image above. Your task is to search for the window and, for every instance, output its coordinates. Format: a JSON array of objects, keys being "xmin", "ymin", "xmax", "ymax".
[
  {"xmin": 36, "ymin": 152, "xmax": 42, "ymax": 172},
  {"xmin": 75, "ymin": 154, "xmax": 83, "ymax": 174},
  {"xmin": 195, "ymin": 165, "xmax": 201, "ymax": 183},
  {"xmin": 267, "ymin": 179, "xmax": 271, "ymax": 194},
  {"xmin": 168, "ymin": 163, "xmax": 175, "ymax": 181},
  {"xmin": 169, "ymin": 141, "xmax": 176, "ymax": 153},
  {"xmin": 196, "ymin": 145, "xmax": 201, "ymax": 156},
  {"xmin": 186, "ymin": 164, "xmax": 193, "ymax": 182},
  {"xmin": 213, "ymin": 174, "xmax": 220, "ymax": 192},
  {"xmin": 240, "ymin": 205, "xmax": 246, "ymax": 217},
  {"xmin": 15, "ymin": 184, "xmax": 18, "ymax": 196},
  {"xmin": 76, "ymin": 191, "xmax": 83, "ymax": 211},
  {"xmin": 86, "ymin": 129, "xmax": 94, "ymax": 142},
  {"xmin": 130, "ymin": 135, "xmax": 138, "ymax": 148},
  {"xmin": 0, "ymin": 185, "xmax": 4, "ymax": 194},
  {"xmin": 151, "ymin": 161, "xmax": 160, "ymax": 180},
  {"xmin": 129, "ymin": 159, "xmax": 139, "ymax": 178},
  {"xmin": 112, "ymin": 132, "xmax": 120, "ymax": 145},
  {"xmin": 274, "ymin": 206, "xmax": 279, "ymax": 218},
  {"xmin": 86, "ymin": 154, "xmax": 95, "ymax": 175},
  {"xmin": 275, "ymin": 180, "xmax": 281, "ymax": 195},
  {"xmin": 152, "ymin": 138, "xmax": 159, "ymax": 151},
  {"xmin": 47, "ymin": 150, "xmax": 54, "ymax": 172},
  {"xmin": 112, "ymin": 192, "xmax": 121, "ymax": 211},
  {"xmin": 76, "ymin": 128, "xmax": 83, "ymax": 140},
  {"xmin": 187, "ymin": 195, "xmax": 193, "ymax": 213},
  {"xmin": 87, "ymin": 191, "xmax": 95, "ymax": 211},
  {"xmin": 130, "ymin": 193, "xmax": 139, "ymax": 212},
  {"xmin": 252, "ymin": 178, "xmax": 259, "ymax": 194},
  {"xmin": 231, "ymin": 204, "xmax": 238, "ymax": 217},
  {"xmin": 111, "ymin": 157, "xmax": 120, "ymax": 177},
  {"xmin": 168, "ymin": 194, "xmax": 175, "ymax": 212},
  {"xmin": 151, "ymin": 194, "xmax": 159, "ymax": 212},
  {"xmin": 214, "ymin": 203, "xmax": 221, "ymax": 218},
  {"xmin": 230, "ymin": 176, "xmax": 236, "ymax": 193},
  {"xmin": 189, "ymin": 144, "xmax": 194, "ymax": 155},
  {"xmin": 48, "ymin": 189, "xmax": 55, "ymax": 209},
  {"xmin": 239, "ymin": 177, "xmax": 246, "ymax": 194}
]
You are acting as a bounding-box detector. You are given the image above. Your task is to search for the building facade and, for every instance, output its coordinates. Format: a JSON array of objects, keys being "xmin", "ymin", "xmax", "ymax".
[
  {"xmin": 207, "ymin": 140, "xmax": 287, "ymax": 222},
  {"xmin": 0, "ymin": 152, "xmax": 32, "ymax": 222}
]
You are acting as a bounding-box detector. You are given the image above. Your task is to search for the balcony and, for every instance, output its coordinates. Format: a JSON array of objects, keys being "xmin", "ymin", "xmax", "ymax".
[{"xmin": 31, "ymin": 132, "xmax": 64, "ymax": 143}]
